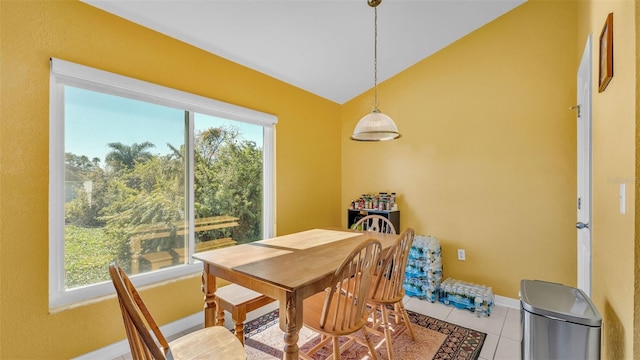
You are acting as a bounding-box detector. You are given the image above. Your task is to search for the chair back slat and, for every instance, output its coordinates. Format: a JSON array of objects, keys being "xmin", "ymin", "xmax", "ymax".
[
  {"xmin": 371, "ymin": 229, "xmax": 415, "ymax": 303},
  {"xmin": 120, "ymin": 300, "xmax": 152, "ymax": 360},
  {"xmin": 319, "ymin": 239, "xmax": 382, "ymax": 333},
  {"xmin": 353, "ymin": 215, "xmax": 396, "ymax": 234},
  {"xmin": 109, "ymin": 263, "xmax": 170, "ymax": 360}
]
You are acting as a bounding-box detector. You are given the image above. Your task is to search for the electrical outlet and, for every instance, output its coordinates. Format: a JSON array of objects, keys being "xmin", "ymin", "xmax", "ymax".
[{"xmin": 457, "ymin": 249, "xmax": 466, "ymax": 261}]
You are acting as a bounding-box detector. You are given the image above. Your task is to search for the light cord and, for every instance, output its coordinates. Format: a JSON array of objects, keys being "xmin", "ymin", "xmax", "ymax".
[{"xmin": 373, "ymin": 5, "xmax": 379, "ymax": 111}]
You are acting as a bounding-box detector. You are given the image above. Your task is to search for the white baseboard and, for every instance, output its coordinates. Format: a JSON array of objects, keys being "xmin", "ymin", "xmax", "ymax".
[
  {"xmin": 74, "ymin": 312, "xmax": 204, "ymax": 360},
  {"xmin": 495, "ymin": 294, "xmax": 520, "ymax": 309}
]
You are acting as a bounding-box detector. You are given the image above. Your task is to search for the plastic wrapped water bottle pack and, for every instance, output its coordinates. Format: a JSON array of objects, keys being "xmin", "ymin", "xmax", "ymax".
[
  {"xmin": 439, "ymin": 278, "xmax": 495, "ymax": 317},
  {"xmin": 403, "ymin": 235, "xmax": 442, "ymax": 302}
]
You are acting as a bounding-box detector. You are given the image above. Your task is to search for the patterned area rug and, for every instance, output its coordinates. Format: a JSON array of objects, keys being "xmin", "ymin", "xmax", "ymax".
[{"xmin": 244, "ymin": 309, "xmax": 486, "ymax": 360}]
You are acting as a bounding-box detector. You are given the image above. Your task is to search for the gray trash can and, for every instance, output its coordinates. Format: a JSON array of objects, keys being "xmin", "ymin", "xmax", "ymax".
[{"xmin": 520, "ymin": 279, "xmax": 601, "ymax": 360}]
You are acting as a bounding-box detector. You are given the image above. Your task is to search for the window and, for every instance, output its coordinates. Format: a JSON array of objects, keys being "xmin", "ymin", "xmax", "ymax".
[{"xmin": 49, "ymin": 58, "xmax": 276, "ymax": 309}]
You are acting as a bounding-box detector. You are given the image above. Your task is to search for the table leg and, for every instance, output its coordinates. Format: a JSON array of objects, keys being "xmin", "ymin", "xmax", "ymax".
[
  {"xmin": 201, "ymin": 264, "xmax": 218, "ymax": 327},
  {"xmin": 280, "ymin": 292, "xmax": 303, "ymax": 360}
]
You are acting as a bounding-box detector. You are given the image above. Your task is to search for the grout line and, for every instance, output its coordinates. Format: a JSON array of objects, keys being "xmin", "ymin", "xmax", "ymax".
[
  {"xmin": 494, "ymin": 336, "xmax": 503, "ymax": 360},
  {"xmin": 497, "ymin": 308, "xmax": 507, "ymax": 342}
]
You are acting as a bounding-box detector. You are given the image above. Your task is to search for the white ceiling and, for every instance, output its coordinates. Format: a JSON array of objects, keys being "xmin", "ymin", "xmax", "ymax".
[{"xmin": 83, "ymin": 0, "xmax": 525, "ymax": 104}]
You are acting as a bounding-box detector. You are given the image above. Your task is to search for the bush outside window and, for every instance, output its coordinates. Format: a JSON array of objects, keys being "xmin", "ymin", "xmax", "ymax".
[{"xmin": 49, "ymin": 59, "xmax": 276, "ymax": 309}]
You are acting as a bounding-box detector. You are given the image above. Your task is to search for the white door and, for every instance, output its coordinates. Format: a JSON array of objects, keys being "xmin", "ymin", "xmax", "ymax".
[{"xmin": 576, "ymin": 35, "xmax": 592, "ymax": 296}]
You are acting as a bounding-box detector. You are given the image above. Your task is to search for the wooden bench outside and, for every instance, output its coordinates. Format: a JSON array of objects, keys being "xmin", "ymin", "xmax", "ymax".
[
  {"xmin": 172, "ymin": 237, "xmax": 238, "ymax": 263},
  {"xmin": 130, "ymin": 216, "xmax": 239, "ymax": 273},
  {"xmin": 140, "ymin": 251, "xmax": 174, "ymax": 270}
]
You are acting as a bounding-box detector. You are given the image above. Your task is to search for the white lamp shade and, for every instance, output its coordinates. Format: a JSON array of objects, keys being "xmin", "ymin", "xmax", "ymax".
[{"xmin": 350, "ymin": 110, "xmax": 401, "ymax": 141}]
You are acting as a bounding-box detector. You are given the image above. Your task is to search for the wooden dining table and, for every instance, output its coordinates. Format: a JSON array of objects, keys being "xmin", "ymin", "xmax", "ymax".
[{"xmin": 192, "ymin": 228, "xmax": 399, "ymax": 360}]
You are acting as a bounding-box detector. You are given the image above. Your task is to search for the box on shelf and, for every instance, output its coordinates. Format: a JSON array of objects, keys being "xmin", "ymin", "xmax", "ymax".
[
  {"xmin": 349, "ymin": 192, "xmax": 398, "ymax": 212},
  {"xmin": 347, "ymin": 192, "xmax": 401, "ymax": 231}
]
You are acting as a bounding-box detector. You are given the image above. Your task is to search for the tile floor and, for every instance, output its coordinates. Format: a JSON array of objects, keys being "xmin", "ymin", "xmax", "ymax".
[
  {"xmin": 403, "ymin": 296, "xmax": 521, "ymax": 360},
  {"xmin": 117, "ymin": 297, "xmax": 521, "ymax": 360}
]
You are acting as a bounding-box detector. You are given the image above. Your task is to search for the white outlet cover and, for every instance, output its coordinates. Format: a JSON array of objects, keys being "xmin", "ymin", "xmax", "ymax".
[{"xmin": 457, "ymin": 249, "xmax": 465, "ymax": 261}]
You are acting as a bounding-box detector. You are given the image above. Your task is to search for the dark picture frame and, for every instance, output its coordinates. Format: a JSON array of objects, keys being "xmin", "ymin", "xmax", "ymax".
[{"xmin": 598, "ymin": 13, "xmax": 613, "ymax": 93}]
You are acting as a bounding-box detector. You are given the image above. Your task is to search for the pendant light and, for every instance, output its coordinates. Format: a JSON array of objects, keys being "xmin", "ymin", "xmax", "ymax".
[{"xmin": 351, "ymin": 0, "xmax": 401, "ymax": 142}]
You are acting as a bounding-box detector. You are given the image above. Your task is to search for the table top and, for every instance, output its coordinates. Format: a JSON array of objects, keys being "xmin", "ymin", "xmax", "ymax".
[{"xmin": 192, "ymin": 228, "xmax": 398, "ymax": 292}]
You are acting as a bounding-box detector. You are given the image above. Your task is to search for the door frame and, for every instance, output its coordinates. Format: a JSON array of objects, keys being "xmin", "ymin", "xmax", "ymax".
[{"xmin": 576, "ymin": 34, "xmax": 593, "ymax": 296}]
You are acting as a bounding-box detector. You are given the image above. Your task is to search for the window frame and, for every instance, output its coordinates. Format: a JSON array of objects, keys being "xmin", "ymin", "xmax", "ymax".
[{"xmin": 49, "ymin": 58, "xmax": 277, "ymax": 310}]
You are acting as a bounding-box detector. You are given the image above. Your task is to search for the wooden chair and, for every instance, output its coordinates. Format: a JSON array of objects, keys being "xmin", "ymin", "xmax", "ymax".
[
  {"xmin": 367, "ymin": 228, "xmax": 416, "ymax": 360},
  {"xmin": 215, "ymin": 283, "xmax": 275, "ymax": 345},
  {"xmin": 108, "ymin": 263, "xmax": 246, "ymax": 360},
  {"xmin": 299, "ymin": 238, "xmax": 382, "ymax": 360},
  {"xmin": 352, "ymin": 214, "xmax": 396, "ymax": 234}
]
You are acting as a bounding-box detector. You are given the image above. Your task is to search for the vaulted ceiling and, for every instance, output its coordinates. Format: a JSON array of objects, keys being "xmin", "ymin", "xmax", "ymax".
[{"xmin": 83, "ymin": 0, "xmax": 526, "ymax": 104}]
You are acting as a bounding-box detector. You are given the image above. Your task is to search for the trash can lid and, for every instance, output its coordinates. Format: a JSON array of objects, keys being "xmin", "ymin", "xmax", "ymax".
[{"xmin": 520, "ymin": 279, "xmax": 601, "ymax": 327}]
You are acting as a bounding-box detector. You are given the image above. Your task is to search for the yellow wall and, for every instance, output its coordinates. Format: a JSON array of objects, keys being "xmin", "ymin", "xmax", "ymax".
[
  {"xmin": 0, "ymin": 1, "xmax": 342, "ymax": 358},
  {"xmin": 343, "ymin": 1, "xmax": 578, "ymax": 298},
  {"xmin": 2, "ymin": 0, "xmax": 638, "ymax": 358},
  {"xmin": 576, "ymin": 1, "xmax": 637, "ymax": 359}
]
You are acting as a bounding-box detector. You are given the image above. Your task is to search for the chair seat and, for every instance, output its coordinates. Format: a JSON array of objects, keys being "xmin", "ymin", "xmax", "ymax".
[
  {"xmin": 109, "ymin": 263, "xmax": 247, "ymax": 360},
  {"xmin": 169, "ymin": 326, "xmax": 245, "ymax": 360}
]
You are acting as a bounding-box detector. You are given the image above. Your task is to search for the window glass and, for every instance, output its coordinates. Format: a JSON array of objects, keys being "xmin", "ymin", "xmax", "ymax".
[
  {"xmin": 64, "ymin": 87, "xmax": 187, "ymax": 288},
  {"xmin": 50, "ymin": 58, "xmax": 276, "ymax": 308},
  {"xmin": 193, "ymin": 114, "xmax": 264, "ymax": 252}
]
